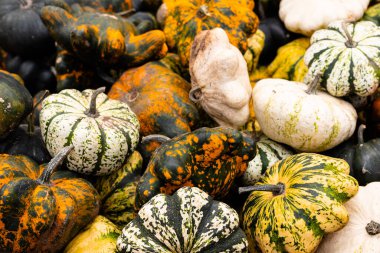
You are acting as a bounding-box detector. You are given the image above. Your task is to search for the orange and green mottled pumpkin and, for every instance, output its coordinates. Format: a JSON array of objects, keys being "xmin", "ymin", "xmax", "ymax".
[
  {"xmin": 108, "ymin": 53, "xmax": 200, "ymax": 138},
  {"xmin": 64, "ymin": 0, "xmax": 134, "ymax": 13},
  {"xmin": 163, "ymin": 0, "xmax": 259, "ymax": 67},
  {"xmin": 0, "ymin": 146, "xmax": 100, "ymax": 253},
  {"xmin": 135, "ymin": 127, "xmax": 257, "ymax": 208}
]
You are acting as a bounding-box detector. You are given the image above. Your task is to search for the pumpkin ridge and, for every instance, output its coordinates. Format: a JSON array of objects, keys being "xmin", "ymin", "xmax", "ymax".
[
  {"xmin": 191, "ymin": 201, "xmax": 219, "ymax": 247},
  {"xmin": 59, "ymin": 91, "xmax": 87, "ymax": 109},
  {"xmin": 320, "ymin": 50, "xmax": 344, "ymax": 88},
  {"xmin": 63, "ymin": 117, "xmax": 86, "ymax": 147},
  {"xmin": 42, "ymin": 112, "xmax": 73, "ymax": 141},
  {"xmin": 103, "ymin": 118, "xmax": 133, "ymax": 158},
  {"xmin": 92, "ymin": 120, "xmax": 107, "ymax": 174}
]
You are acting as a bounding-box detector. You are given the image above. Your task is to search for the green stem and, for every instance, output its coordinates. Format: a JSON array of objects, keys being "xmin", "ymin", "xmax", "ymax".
[
  {"xmin": 239, "ymin": 183, "xmax": 285, "ymax": 195},
  {"xmin": 358, "ymin": 124, "xmax": 366, "ymax": 145},
  {"xmin": 366, "ymin": 220, "xmax": 380, "ymax": 235},
  {"xmin": 85, "ymin": 87, "xmax": 106, "ymax": 117},
  {"xmin": 342, "ymin": 22, "xmax": 358, "ymax": 48},
  {"xmin": 117, "ymin": 8, "xmax": 136, "ymax": 17},
  {"xmin": 38, "ymin": 146, "xmax": 74, "ymax": 184},
  {"xmin": 27, "ymin": 90, "xmax": 50, "ymax": 134},
  {"xmin": 305, "ymin": 74, "xmax": 321, "ymax": 95}
]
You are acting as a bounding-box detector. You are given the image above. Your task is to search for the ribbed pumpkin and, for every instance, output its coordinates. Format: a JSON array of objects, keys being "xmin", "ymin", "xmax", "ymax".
[
  {"xmin": 108, "ymin": 53, "xmax": 200, "ymax": 138},
  {"xmin": 241, "ymin": 153, "xmax": 359, "ymax": 253},
  {"xmin": 118, "ymin": 186, "xmax": 248, "ymax": 252},
  {"xmin": 135, "ymin": 127, "xmax": 257, "ymax": 208},
  {"xmin": 0, "ymin": 146, "xmax": 100, "ymax": 253},
  {"xmin": 40, "ymin": 87, "xmax": 140, "ymax": 176},
  {"xmin": 95, "ymin": 151, "xmax": 143, "ymax": 228},
  {"xmin": 304, "ymin": 20, "xmax": 380, "ymax": 97},
  {"xmin": 162, "ymin": 0, "xmax": 259, "ymax": 67}
]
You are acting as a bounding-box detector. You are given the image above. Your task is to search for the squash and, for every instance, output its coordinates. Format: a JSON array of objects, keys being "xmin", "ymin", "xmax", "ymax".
[
  {"xmin": 64, "ymin": 215, "xmax": 120, "ymax": 253},
  {"xmin": 0, "ymin": 70, "xmax": 33, "ymax": 139},
  {"xmin": 95, "ymin": 151, "xmax": 143, "ymax": 228},
  {"xmin": 361, "ymin": 3, "xmax": 380, "ymax": 25},
  {"xmin": 241, "ymin": 153, "xmax": 359, "ymax": 253},
  {"xmin": 135, "ymin": 126, "xmax": 257, "ymax": 208},
  {"xmin": 0, "ymin": 146, "xmax": 100, "ymax": 253},
  {"xmin": 367, "ymin": 96, "xmax": 380, "ymax": 138},
  {"xmin": 162, "ymin": 0, "xmax": 259, "ymax": 67},
  {"xmin": 189, "ymin": 28, "xmax": 252, "ymax": 129},
  {"xmin": 304, "ymin": 20, "xmax": 380, "ymax": 97},
  {"xmin": 316, "ymin": 182, "xmax": 380, "ymax": 253},
  {"xmin": 40, "ymin": 87, "xmax": 140, "ymax": 176},
  {"xmin": 279, "ymin": 0, "xmax": 370, "ymax": 36},
  {"xmin": 109, "ymin": 53, "xmax": 200, "ymax": 138},
  {"xmin": 118, "ymin": 186, "xmax": 248, "ymax": 252},
  {"xmin": 252, "ymin": 78, "xmax": 357, "ymax": 152},
  {"xmin": 244, "ymin": 29, "xmax": 266, "ymax": 79}
]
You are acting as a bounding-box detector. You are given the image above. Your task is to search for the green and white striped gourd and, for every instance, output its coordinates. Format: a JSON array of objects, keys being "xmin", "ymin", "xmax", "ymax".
[
  {"xmin": 304, "ymin": 20, "xmax": 380, "ymax": 97},
  {"xmin": 117, "ymin": 187, "xmax": 248, "ymax": 253},
  {"xmin": 242, "ymin": 135, "xmax": 293, "ymax": 186},
  {"xmin": 40, "ymin": 87, "xmax": 140, "ymax": 176}
]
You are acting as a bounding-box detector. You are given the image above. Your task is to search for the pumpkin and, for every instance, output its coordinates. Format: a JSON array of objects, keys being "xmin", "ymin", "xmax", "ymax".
[
  {"xmin": 304, "ymin": 20, "xmax": 380, "ymax": 97},
  {"xmin": 64, "ymin": 215, "xmax": 120, "ymax": 253},
  {"xmin": 241, "ymin": 153, "xmax": 359, "ymax": 253},
  {"xmin": 252, "ymin": 78, "xmax": 357, "ymax": 152},
  {"xmin": 242, "ymin": 134, "xmax": 293, "ymax": 186},
  {"xmin": 266, "ymin": 37, "xmax": 309, "ymax": 82},
  {"xmin": 362, "ymin": 3, "xmax": 380, "ymax": 25},
  {"xmin": 125, "ymin": 11, "xmax": 158, "ymax": 34},
  {"xmin": 64, "ymin": 0, "xmax": 133, "ymax": 13},
  {"xmin": 316, "ymin": 182, "xmax": 380, "ymax": 253},
  {"xmin": 367, "ymin": 96, "xmax": 380, "ymax": 138},
  {"xmin": 0, "ymin": 146, "xmax": 100, "ymax": 252},
  {"xmin": 189, "ymin": 28, "xmax": 252, "ymax": 129},
  {"xmin": 279, "ymin": 0, "xmax": 370, "ymax": 36},
  {"xmin": 244, "ymin": 29, "xmax": 266, "ymax": 79},
  {"xmin": 0, "ymin": 70, "xmax": 33, "ymax": 139},
  {"xmin": 135, "ymin": 126, "xmax": 257, "ymax": 208},
  {"xmin": 40, "ymin": 87, "xmax": 140, "ymax": 176},
  {"xmin": 0, "ymin": 90, "xmax": 51, "ymax": 163},
  {"xmin": 95, "ymin": 151, "xmax": 143, "ymax": 228},
  {"xmin": 162, "ymin": 0, "xmax": 259, "ymax": 67},
  {"xmin": 118, "ymin": 186, "xmax": 248, "ymax": 252}
]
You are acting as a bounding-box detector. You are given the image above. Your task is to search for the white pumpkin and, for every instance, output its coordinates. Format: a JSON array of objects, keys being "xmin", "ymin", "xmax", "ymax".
[
  {"xmin": 252, "ymin": 78, "xmax": 357, "ymax": 152},
  {"xmin": 279, "ymin": 0, "xmax": 370, "ymax": 36},
  {"xmin": 317, "ymin": 182, "xmax": 380, "ymax": 253},
  {"xmin": 189, "ymin": 28, "xmax": 251, "ymax": 129}
]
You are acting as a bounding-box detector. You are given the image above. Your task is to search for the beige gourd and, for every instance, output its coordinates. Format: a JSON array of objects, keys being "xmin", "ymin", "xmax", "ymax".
[{"xmin": 189, "ymin": 28, "xmax": 251, "ymax": 129}]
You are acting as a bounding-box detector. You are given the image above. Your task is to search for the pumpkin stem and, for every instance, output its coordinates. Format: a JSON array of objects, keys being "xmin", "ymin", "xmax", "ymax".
[
  {"xmin": 19, "ymin": 0, "xmax": 32, "ymax": 9},
  {"xmin": 366, "ymin": 220, "xmax": 380, "ymax": 235},
  {"xmin": 197, "ymin": 5, "xmax": 211, "ymax": 18},
  {"xmin": 27, "ymin": 90, "xmax": 50, "ymax": 134},
  {"xmin": 239, "ymin": 183, "xmax": 285, "ymax": 195},
  {"xmin": 141, "ymin": 134, "xmax": 171, "ymax": 145},
  {"xmin": 305, "ymin": 74, "xmax": 321, "ymax": 95},
  {"xmin": 117, "ymin": 8, "xmax": 136, "ymax": 17},
  {"xmin": 85, "ymin": 87, "xmax": 106, "ymax": 117},
  {"xmin": 189, "ymin": 86, "xmax": 202, "ymax": 103},
  {"xmin": 358, "ymin": 124, "xmax": 366, "ymax": 145},
  {"xmin": 341, "ymin": 22, "xmax": 358, "ymax": 48},
  {"xmin": 38, "ymin": 145, "xmax": 74, "ymax": 184}
]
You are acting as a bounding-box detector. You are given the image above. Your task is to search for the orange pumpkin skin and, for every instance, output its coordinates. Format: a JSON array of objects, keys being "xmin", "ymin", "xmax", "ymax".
[
  {"xmin": 0, "ymin": 154, "xmax": 100, "ymax": 253},
  {"xmin": 163, "ymin": 0, "xmax": 259, "ymax": 66},
  {"xmin": 108, "ymin": 54, "xmax": 199, "ymax": 138}
]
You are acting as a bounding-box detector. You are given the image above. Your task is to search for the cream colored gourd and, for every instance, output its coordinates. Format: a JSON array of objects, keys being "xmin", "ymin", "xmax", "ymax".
[
  {"xmin": 252, "ymin": 78, "xmax": 357, "ymax": 152},
  {"xmin": 189, "ymin": 28, "xmax": 252, "ymax": 129},
  {"xmin": 317, "ymin": 182, "xmax": 380, "ymax": 253},
  {"xmin": 279, "ymin": 0, "xmax": 370, "ymax": 36}
]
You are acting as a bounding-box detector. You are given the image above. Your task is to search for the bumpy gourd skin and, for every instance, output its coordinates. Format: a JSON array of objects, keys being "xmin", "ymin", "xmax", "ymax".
[{"xmin": 135, "ymin": 127, "xmax": 257, "ymax": 208}]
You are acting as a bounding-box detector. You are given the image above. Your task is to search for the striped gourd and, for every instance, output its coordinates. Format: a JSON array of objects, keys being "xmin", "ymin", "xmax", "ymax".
[
  {"xmin": 241, "ymin": 153, "xmax": 359, "ymax": 253},
  {"xmin": 117, "ymin": 186, "xmax": 248, "ymax": 252},
  {"xmin": 304, "ymin": 20, "xmax": 380, "ymax": 97},
  {"xmin": 40, "ymin": 87, "xmax": 140, "ymax": 176},
  {"xmin": 242, "ymin": 135, "xmax": 293, "ymax": 186}
]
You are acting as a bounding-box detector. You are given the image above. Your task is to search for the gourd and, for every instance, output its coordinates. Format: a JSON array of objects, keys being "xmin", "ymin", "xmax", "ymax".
[
  {"xmin": 279, "ymin": 0, "xmax": 370, "ymax": 36},
  {"xmin": 241, "ymin": 153, "xmax": 359, "ymax": 253},
  {"xmin": 118, "ymin": 186, "xmax": 248, "ymax": 252},
  {"xmin": 40, "ymin": 87, "xmax": 140, "ymax": 176},
  {"xmin": 244, "ymin": 29, "xmax": 265, "ymax": 78},
  {"xmin": 162, "ymin": 0, "xmax": 259, "ymax": 67},
  {"xmin": 252, "ymin": 78, "xmax": 357, "ymax": 152},
  {"xmin": 316, "ymin": 182, "xmax": 380, "ymax": 253},
  {"xmin": 361, "ymin": 3, "xmax": 380, "ymax": 25},
  {"xmin": 0, "ymin": 146, "xmax": 100, "ymax": 253},
  {"xmin": 189, "ymin": 28, "xmax": 252, "ymax": 129},
  {"xmin": 304, "ymin": 21, "xmax": 380, "ymax": 97},
  {"xmin": 135, "ymin": 126, "xmax": 257, "ymax": 208}
]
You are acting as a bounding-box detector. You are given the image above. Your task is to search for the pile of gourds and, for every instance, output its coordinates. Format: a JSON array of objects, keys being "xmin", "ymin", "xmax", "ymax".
[{"xmin": 0, "ymin": 0, "xmax": 380, "ymax": 252}]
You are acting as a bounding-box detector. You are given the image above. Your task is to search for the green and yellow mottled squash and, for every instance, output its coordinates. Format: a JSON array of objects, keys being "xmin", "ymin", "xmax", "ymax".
[
  {"xmin": 95, "ymin": 151, "xmax": 143, "ymax": 228},
  {"xmin": 304, "ymin": 20, "xmax": 380, "ymax": 97},
  {"xmin": 40, "ymin": 87, "xmax": 140, "ymax": 176},
  {"xmin": 118, "ymin": 186, "xmax": 248, "ymax": 252},
  {"xmin": 162, "ymin": 0, "xmax": 259, "ymax": 67},
  {"xmin": 135, "ymin": 127, "xmax": 257, "ymax": 208},
  {"xmin": 244, "ymin": 29, "xmax": 265, "ymax": 78},
  {"xmin": 0, "ymin": 146, "xmax": 100, "ymax": 253},
  {"xmin": 241, "ymin": 153, "xmax": 359, "ymax": 253},
  {"xmin": 0, "ymin": 70, "xmax": 33, "ymax": 139},
  {"xmin": 64, "ymin": 215, "xmax": 120, "ymax": 253},
  {"xmin": 361, "ymin": 3, "xmax": 380, "ymax": 25}
]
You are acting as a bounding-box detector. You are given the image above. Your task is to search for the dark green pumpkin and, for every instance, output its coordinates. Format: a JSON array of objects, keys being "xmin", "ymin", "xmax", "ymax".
[
  {"xmin": 135, "ymin": 127, "xmax": 257, "ymax": 209},
  {"xmin": 64, "ymin": 0, "xmax": 134, "ymax": 13},
  {"xmin": 0, "ymin": 146, "xmax": 100, "ymax": 253}
]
